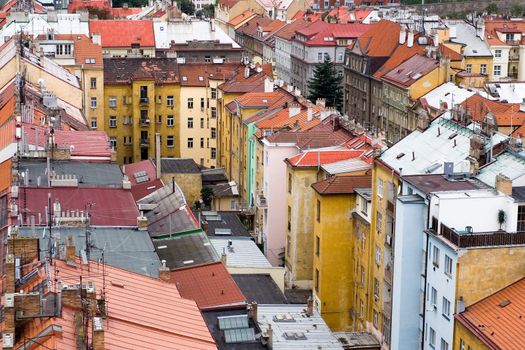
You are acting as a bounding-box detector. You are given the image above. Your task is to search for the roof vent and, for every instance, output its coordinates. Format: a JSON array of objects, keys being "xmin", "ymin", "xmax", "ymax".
[{"xmin": 499, "ymin": 299, "xmax": 511, "ymax": 308}]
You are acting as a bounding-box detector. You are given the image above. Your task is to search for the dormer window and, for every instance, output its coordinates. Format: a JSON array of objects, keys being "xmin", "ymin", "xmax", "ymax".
[{"xmin": 56, "ymin": 44, "xmax": 72, "ymax": 56}]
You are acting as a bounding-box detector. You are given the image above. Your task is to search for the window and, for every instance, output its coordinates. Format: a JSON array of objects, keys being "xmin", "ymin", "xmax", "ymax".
[
  {"xmin": 373, "ymin": 278, "xmax": 379, "ymax": 299},
  {"xmin": 288, "ymin": 173, "xmax": 292, "ymax": 193},
  {"xmin": 200, "ymin": 138, "xmax": 204, "ymax": 148},
  {"xmin": 375, "ymin": 245, "xmax": 381, "ymax": 265},
  {"xmin": 187, "ymin": 138, "xmax": 193, "ymax": 148},
  {"xmin": 465, "ymin": 64, "xmax": 472, "ymax": 73},
  {"xmin": 337, "ymin": 52, "xmax": 343, "ymax": 62},
  {"xmin": 315, "ymin": 236, "xmax": 320, "ymax": 256},
  {"xmin": 444, "ymin": 255, "xmax": 453, "ymax": 276},
  {"xmin": 372, "ymin": 310, "xmax": 378, "ymax": 329},
  {"xmin": 109, "ymin": 137, "xmax": 117, "ymax": 149},
  {"xmin": 442, "ymin": 297, "xmax": 451, "ymax": 319},
  {"xmin": 517, "ymin": 205, "xmax": 525, "ymax": 231},
  {"xmin": 211, "ymin": 127, "xmax": 216, "ymax": 139},
  {"xmin": 187, "ymin": 98, "xmax": 194, "ymax": 109},
  {"xmin": 432, "ymin": 245, "xmax": 440, "ymax": 267},
  {"xmin": 440, "ymin": 339, "xmax": 449, "ymax": 350},
  {"xmin": 429, "ymin": 327, "xmax": 436, "ymax": 347},
  {"xmin": 360, "ymin": 299, "xmax": 364, "ymax": 318},
  {"xmin": 211, "ymin": 107, "xmax": 217, "ymax": 118},
  {"xmin": 109, "ymin": 116, "xmax": 117, "ymax": 128},
  {"xmin": 315, "ymin": 268, "xmax": 319, "ymax": 292},
  {"xmin": 109, "ymin": 96, "xmax": 117, "ymax": 108},
  {"xmin": 167, "ymin": 115, "xmax": 174, "ymax": 126},
  {"xmin": 188, "ymin": 117, "xmax": 194, "ymax": 128},
  {"xmin": 167, "ymin": 95, "xmax": 174, "ymax": 106},
  {"xmin": 287, "ymin": 235, "xmax": 291, "ymax": 257},
  {"xmin": 90, "ymin": 97, "xmax": 97, "ymax": 108},
  {"xmin": 90, "ymin": 77, "xmax": 96, "ymax": 89},
  {"xmin": 431, "ymin": 287, "xmax": 437, "ymax": 308},
  {"xmin": 211, "ymin": 147, "xmax": 216, "ymax": 159},
  {"xmin": 90, "ymin": 118, "xmax": 97, "ymax": 129},
  {"xmin": 288, "ymin": 206, "xmax": 291, "ymax": 231},
  {"xmin": 376, "ymin": 211, "xmax": 382, "ymax": 233},
  {"xmin": 316, "ymin": 200, "xmax": 321, "ymax": 222},
  {"xmin": 201, "ymin": 98, "xmax": 205, "ymax": 109},
  {"xmin": 167, "ymin": 136, "xmax": 174, "ymax": 147},
  {"xmin": 494, "ymin": 65, "xmax": 501, "ymax": 76},
  {"xmin": 211, "ymin": 88, "xmax": 217, "ymax": 99},
  {"xmin": 317, "ymin": 52, "xmax": 323, "ymax": 62},
  {"xmin": 495, "ymin": 49, "xmax": 502, "ymax": 58},
  {"xmin": 377, "ymin": 178, "xmax": 383, "ymax": 197},
  {"xmin": 480, "ymin": 64, "xmax": 487, "ymax": 75},
  {"xmin": 382, "ymin": 315, "xmax": 391, "ymax": 345},
  {"xmin": 200, "ymin": 118, "xmax": 205, "ymax": 129},
  {"xmin": 204, "ymin": 56, "xmax": 211, "ymax": 62},
  {"xmin": 139, "ymin": 86, "xmax": 148, "ymax": 102},
  {"xmin": 459, "ymin": 339, "xmax": 465, "ymax": 350}
]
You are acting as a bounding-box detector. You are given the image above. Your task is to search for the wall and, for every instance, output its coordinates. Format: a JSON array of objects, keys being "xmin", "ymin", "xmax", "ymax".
[
  {"xmin": 453, "ymin": 319, "xmax": 490, "ymax": 350},
  {"xmin": 313, "ymin": 192, "xmax": 356, "ymax": 331},
  {"xmin": 102, "ymin": 47, "xmax": 156, "ymax": 58},
  {"xmin": 161, "ymin": 173, "xmax": 202, "ymax": 205},
  {"xmin": 227, "ymin": 266, "xmax": 285, "ymax": 292}
]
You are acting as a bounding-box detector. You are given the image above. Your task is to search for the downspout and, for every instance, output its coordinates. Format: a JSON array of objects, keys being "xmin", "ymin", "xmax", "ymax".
[{"xmin": 421, "ymin": 193, "xmax": 432, "ymax": 350}]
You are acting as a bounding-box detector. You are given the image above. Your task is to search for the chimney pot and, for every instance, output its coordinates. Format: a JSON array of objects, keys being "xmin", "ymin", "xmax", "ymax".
[
  {"xmin": 159, "ymin": 261, "xmax": 171, "ymax": 281},
  {"xmin": 495, "ymin": 173, "xmax": 512, "ymax": 196},
  {"xmin": 250, "ymin": 301, "xmax": 258, "ymax": 321}
]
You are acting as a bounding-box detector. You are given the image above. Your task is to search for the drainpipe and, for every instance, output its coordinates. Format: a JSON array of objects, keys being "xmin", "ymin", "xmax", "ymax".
[{"xmin": 420, "ymin": 193, "xmax": 432, "ymax": 350}]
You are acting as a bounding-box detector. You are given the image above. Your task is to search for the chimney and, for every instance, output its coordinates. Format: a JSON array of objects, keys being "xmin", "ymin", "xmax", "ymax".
[
  {"xmin": 122, "ymin": 175, "xmax": 131, "ymax": 189},
  {"xmin": 306, "ymin": 296, "xmax": 313, "ymax": 316},
  {"xmin": 137, "ymin": 212, "xmax": 148, "ymax": 230},
  {"xmin": 433, "ymin": 33, "xmax": 439, "ymax": 47},
  {"xmin": 289, "ymin": 103, "xmax": 301, "ymax": 118},
  {"xmin": 307, "ymin": 106, "xmax": 313, "ymax": 121},
  {"xmin": 456, "ymin": 296, "xmax": 465, "ymax": 313},
  {"xmin": 476, "ymin": 18, "xmax": 485, "ymax": 41},
  {"xmin": 5, "ymin": 254, "xmax": 15, "ymax": 293},
  {"xmin": 316, "ymin": 98, "xmax": 326, "ymax": 107},
  {"xmin": 66, "ymin": 234, "xmax": 76, "ymax": 262},
  {"xmin": 495, "ymin": 173, "xmax": 512, "ymax": 196},
  {"xmin": 520, "ymin": 98, "xmax": 525, "ymax": 112},
  {"xmin": 244, "ymin": 66, "xmax": 250, "ymax": 79},
  {"xmin": 249, "ymin": 301, "xmax": 258, "ymax": 321},
  {"xmin": 407, "ymin": 30, "xmax": 414, "ymax": 48},
  {"xmin": 264, "ymin": 77, "xmax": 274, "ymax": 93},
  {"xmin": 220, "ymin": 248, "xmax": 227, "ymax": 265},
  {"xmin": 267, "ymin": 324, "xmax": 273, "ymax": 348},
  {"xmin": 159, "ymin": 260, "xmax": 170, "ymax": 281},
  {"xmin": 155, "ymin": 133, "xmax": 161, "ymax": 179},
  {"xmin": 92, "ymin": 317, "xmax": 105, "ymax": 350},
  {"xmin": 399, "ymin": 26, "xmax": 406, "ymax": 44},
  {"xmin": 91, "ymin": 33, "xmax": 101, "ymax": 46}
]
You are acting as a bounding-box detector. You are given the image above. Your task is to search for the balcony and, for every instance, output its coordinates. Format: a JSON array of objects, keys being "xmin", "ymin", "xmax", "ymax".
[
  {"xmin": 140, "ymin": 138, "xmax": 149, "ymax": 147},
  {"xmin": 139, "ymin": 97, "xmax": 149, "ymax": 105},
  {"xmin": 430, "ymin": 223, "xmax": 525, "ymax": 248},
  {"xmin": 506, "ymin": 39, "xmax": 521, "ymax": 46},
  {"xmin": 140, "ymin": 119, "xmax": 150, "ymax": 127},
  {"xmin": 256, "ymin": 194, "xmax": 267, "ymax": 208},
  {"xmin": 509, "ymin": 53, "xmax": 520, "ymax": 61}
]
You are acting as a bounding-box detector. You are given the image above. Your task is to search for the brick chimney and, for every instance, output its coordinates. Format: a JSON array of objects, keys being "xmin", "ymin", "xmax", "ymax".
[
  {"xmin": 66, "ymin": 234, "xmax": 76, "ymax": 262},
  {"xmin": 92, "ymin": 317, "xmax": 105, "ymax": 350},
  {"xmin": 137, "ymin": 212, "xmax": 148, "ymax": 230},
  {"xmin": 159, "ymin": 260, "xmax": 170, "ymax": 281},
  {"xmin": 288, "ymin": 103, "xmax": 301, "ymax": 118},
  {"xmin": 220, "ymin": 248, "xmax": 227, "ymax": 265},
  {"xmin": 306, "ymin": 296, "xmax": 313, "ymax": 316},
  {"xmin": 7, "ymin": 237, "xmax": 39, "ymax": 264},
  {"xmin": 316, "ymin": 98, "xmax": 326, "ymax": 107},
  {"xmin": 267, "ymin": 324, "xmax": 273, "ymax": 349},
  {"xmin": 249, "ymin": 301, "xmax": 258, "ymax": 322},
  {"xmin": 5, "ymin": 254, "xmax": 15, "ymax": 293},
  {"xmin": 495, "ymin": 173, "xmax": 512, "ymax": 196}
]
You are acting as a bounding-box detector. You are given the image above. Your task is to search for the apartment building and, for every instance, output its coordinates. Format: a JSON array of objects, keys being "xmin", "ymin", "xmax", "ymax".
[
  {"xmin": 485, "ymin": 18, "xmax": 525, "ymax": 81},
  {"xmin": 235, "ymin": 16, "xmax": 285, "ymax": 61},
  {"xmin": 274, "ymin": 18, "xmax": 310, "ymax": 85}
]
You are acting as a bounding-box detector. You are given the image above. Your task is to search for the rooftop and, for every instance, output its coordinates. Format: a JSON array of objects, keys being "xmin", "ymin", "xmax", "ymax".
[
  {"xmin": 402, "ymin": 174, "xmax": 487, "ymax": 195},
  {"xmin": 286, "ymin": 150, "xmax": 369, "ymax": 168},
  {"xmin": 199, "ymin": 211, "xmax": 251, "ymax": 238},
  {"xmin": 257, "ymin": 304, "xmax": 344, "ymax": 349},
  {"xmin": 232, "ymin": 274, "xmax": 288, "ymax": 304},
  {"xmin": 484, "ymin": 18, "xmax": 525, "ymax": 46},
  {"xmin": 312, "ymin": 175, "xmax": 372, "ymax": 195},
  {"xmin": 373, "ymin": 40, "xmax": 426, "ymax": 79},
  {"xmin": 154, "ymin": 231, "xmax": 220, "ymax": 269},
  {"xmin": 18, "ymin": 226, "xmax": 161, "ymax": 277},
  {"xmin": 122, "ymin": 159, "xmax": 163, "ymax": 200},
  {"xmin": 357, "ymin": 20, "xmax": 400, "ymax": 57},
  {"xmin": 486, "ymin": 82, "xmax": 525, "ymax": 103},
  {"xmin": 210, "ymin": 182, "xmax": 240, "ymax": 198},
  {"xmin": 321, "ymin": 158, "xmax": 371, "ymax": 175},
  {"xmin": 210, "ymin": 237, "xmax": 272, "ymax": 268},
  {"xmin": 170, "ymin": 262, "xmax": 246, "ymax": 310},
  {"xmin": 477, "ymin": 151, "xmax": 525, "ymax": 188},
  {"xmin": 89, "ymin": 19, "xmax": 155, "ymax": 47},
  {"xmin": 382, "ymin": 54, "xmax": 439, "ymax": 87},
  {"xmin": 332, "ymin": 332, "xmax": 380, "ymax": 349},
  {"xmin": 420, "ymin": 82, "xmax": 491, "ymax": 111},
  {"xmin": 447, "ymin": 20, "xmax": 492, "ymax": 57},
  {"xmin": 202, "ymin": 167, "xmax": 229, "ymax": 185},
  {"xmin": 228, "ymin": 10, "xmax": 257, "ymax": 27},
  {"xmin": 36, "ymin": 33, "xmax": 103, "ymax": 69},
  {"xmin": 455, "ymin": 277, "xmax": 525, "ymax": 350},
  {"xmin": 161, "ymin": 157, "xmax": 201, "ymax": 174},
  {"xmin": 460, "ymin": 94, "xmax": 525, "ymax": 127},
  {"xmin": 20, "ymin": 160, "xmax": 124, "ymax": 187}
]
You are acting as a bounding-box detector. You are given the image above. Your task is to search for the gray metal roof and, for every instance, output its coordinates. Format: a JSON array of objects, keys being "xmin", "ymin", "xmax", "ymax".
[
  {"xmin": 210, "ymin": 237, "xmax": 271, "ymax": 268},
  {"xmin": 18, "ymin": 226, "xmax": 161, "ymax": 277},
  {"xmin": 232, "ymin": 274, "xmax": 288, "ymax": 304},
  {"xmin": 19, "ymin": 160, "xmax": 124, "ymax": 187},
  {"xmin": 160, "ymin": 158, "xmax": 201, "ymax": 174},
  {"xmin": 447, "ymin": 21, "xmax": 492, "ymax": 57},
  {"xmin": 153, "ymin": 231, "xmax": 219, "ymax": 269}
]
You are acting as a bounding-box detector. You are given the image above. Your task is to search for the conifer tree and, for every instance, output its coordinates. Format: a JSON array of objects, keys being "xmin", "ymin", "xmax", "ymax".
[{"xmin": 307, "ymin": 56, "xmax": 343, "ymax": 111}]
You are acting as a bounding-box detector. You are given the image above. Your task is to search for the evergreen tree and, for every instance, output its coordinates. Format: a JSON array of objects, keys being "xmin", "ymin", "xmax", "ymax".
[{"xmin": 307, "ymin": 56, "xmax": 343, "ymax": 111}]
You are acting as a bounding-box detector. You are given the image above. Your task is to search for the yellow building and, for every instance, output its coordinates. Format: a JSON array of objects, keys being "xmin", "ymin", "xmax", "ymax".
[
  {"xmin": 159, "ymin": 158, "xmax": 203, "ymax": 206},
  {"xmin": 103, "ymin": 59, "xmax": 240, "ymax": 165},
  {"xmin": 311, "ymin": 174, "xmax": 371, "ymax": 331}
]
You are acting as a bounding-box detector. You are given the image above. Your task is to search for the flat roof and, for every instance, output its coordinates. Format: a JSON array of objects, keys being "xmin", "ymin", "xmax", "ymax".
[
  {"xmin": 403, "ymin": 174, "xmax": 487, "ymax": 194},
  {"xmin": 210, "ymin": 237, "xmax": 271, "ymax": 268},
  {"xmin": 20, "ymin": 160, "xmax": 124, "ymax": 187},
  {"xmin": 486, "ymin": 82, "xmax": 525, "ymax": 103},
  {"xmin": 257, "ymin": 304, "xmax": 344, "ymax": 349},
  {"xmin": 232, "ymin": 274, "xmax": 288, "ymax": 304},
  {"xmin": 18, "ymin": 226, "xmax": 161, "ymax": 277},
  {"xmin": 477, "ymin": 151, "xmax": 525, "ymax": 188},
  {"xmin": 198, "ymin": 211, "xmax": 251, "ymax": 238},
  {"xmin": 154, "ymin": 231, "xmax": 219, "ymax": 269},
  {"xmin": 332, "ymin": 332, "xmax": 380, "ymax": 349}
]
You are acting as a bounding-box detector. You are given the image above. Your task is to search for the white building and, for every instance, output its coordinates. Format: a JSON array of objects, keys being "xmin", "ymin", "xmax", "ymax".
[{"xmin": 485, "ymin": 18, "xmax": 525, "ymax": 81}]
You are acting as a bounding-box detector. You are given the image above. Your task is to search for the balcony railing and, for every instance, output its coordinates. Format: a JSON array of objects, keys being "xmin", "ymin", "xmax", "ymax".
[
  {"xmin": 140, "ymin": 119, "xmax": 150, "ymax": 127},
  {"xmin": 140, "ymin": 139, "xmax": 149, "ymax": 147},
  {"xmin": 506, "ymin": 39, "xmax": 520, "ymax": 45},
  {"xmin": 431, "ymin": 223, "xmax": 525, "ymax": 248},
  {"xmin": 139, "ymin": 97, "xmax": 149, "ymax": 105}
]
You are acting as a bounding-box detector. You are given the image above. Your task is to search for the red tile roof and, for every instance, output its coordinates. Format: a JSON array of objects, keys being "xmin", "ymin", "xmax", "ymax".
[
  {"xmin": 357, "ymin": 20, "xmax": 400, "ymax": 57},
  {"xmin": 485, "ymin": 19, "xmax": 525, "ymax": 46},
  {"xmin": 110, "ymin": 6, "xmax": 141, "ymax": 17},
  {"xmin": 170, "ymin": 262, "xmax": 246, "ymax": 310},
  {"xmin": 456, "ymin": 277, "xmax": 525, "ymax": 350},
  {"xmin": 274, "ymin": 18, "xmax": 310, "ymax": 40},
  {"xmin": 439, "ymin": 43, "xmax": 463, "ymax": 61},
  {"xmin": 218, "ymin": 64, "xmax": 273, "ymax": 93},
  {"xmin": 234, "ymin": 89, "xmax": 292, "ymax": 108},
  {"xmin": 228, "ymin": 10, "xmax": 257, "ymax": 27},
  {"xmin": 36, "ymin": 34, "xmax": 103, "ymax": 69},
  {"xmin": 16, "ymin": 187, "xmax": 139, "ymax": 226},
  {"xmin": 255, "ymin": 104, "xmax": 323, "ymax": 130},
  {"xmin": 285, "ymin": 150, "xmax": 365, "ymax": 167},
  {"xmin": 374, "ymin": 40, "xmax": 427, "ymax": 79},
  {"xmin": 26, "ymin": 258, "xmax": 218, "ymax": 350},
  {"xmin": 300, "ymin": 23, "xmax": 370, "ymax": 46},
  {"xmin": 68, "ymin": 0, "xmax": 109, "ymax": 13},
  {"xmin": 237, "ymin": 16, "xmax": 285, "ymax": 39},
  {"xmin": 461, "ymin": 94, "xmax": 525, "ymax": 127},
  {"xmin": 383, "ymin": 54, "xmax": 439, "ymax": 87},
  {"xmin": 312, "ymin": 174, "xmax": 371, "ymax": 194},
  {"xmin": 89, "ymin": 20, "xmax": 155, "ymax": 48},
  {"xmin": 54, "ymin": 129, "xmax": 113, "ymax": 159}
]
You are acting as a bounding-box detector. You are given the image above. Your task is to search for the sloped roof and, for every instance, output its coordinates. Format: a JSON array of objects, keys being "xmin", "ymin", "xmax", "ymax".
[
  {"xmin": 170, "ymin": 262, "xmax": 246, "ymax": 310},
  {"xmin": 484, "ymin": 19, "xmax": 525, "ymax": 46},
  {"xmin": 123, "ymin": 159, "xmax": 163, "ymax": 200},
  {"xmin": 255, "ymin": 105, "xmax": 323, "ymax": 131},
  {"xmin": 274, "ymin": 18, "xmax": 310, "ymax": 41},
  {"xmin": 383, "ymin": 54, "xmax": 439, "ymax": 87},
  {"xmin": 461, "ymin": 94, "xmax": 525, "ymax": 127},
  {"xmin": 374, "ymin": 41, "xmax": 426, "ymax": 79},
  {"xmin": 456, "ymin": 277, "xmax": 525, "ymax": 350},
  {"xmin": 235, "ymin": 89, "xmax": 292, "ymax": 108},
  {"xmin": 286, "ymin": 150, "xmax": 365, "ymax": 167},
  {"xmin": 228, "ymin": 10, "xmax": 257, "ymax": 27},
  {"xmin": 357, "ymin": 20, "xmax": 400, "ymax": 57},
  {"xmin": 439, "ymin": 43, "xmax": 463, "ymax": 61},
  {"xmin": 312, "ymin": 174, "xmax": 371, "ymax": 194},
  {"xmin": 161, "ymin": 158, "xmax": 201, "ymax": 174},
  {"xmin": 300, "ymin": 23, "xmax": 370, "ymax": 46},
  {"xmin": 89, "ymin": 19, "xmax": 155, "ymax": 47}
]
